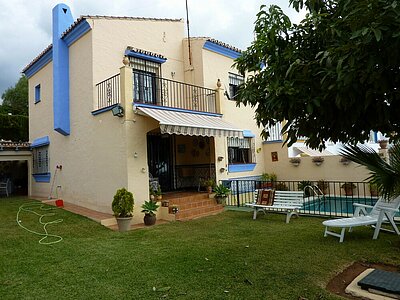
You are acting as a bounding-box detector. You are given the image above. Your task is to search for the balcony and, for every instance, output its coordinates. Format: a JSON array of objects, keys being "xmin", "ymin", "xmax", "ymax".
[{"xmin": 95, "ymin": 71, "xmax": 217, "ymax": 114}]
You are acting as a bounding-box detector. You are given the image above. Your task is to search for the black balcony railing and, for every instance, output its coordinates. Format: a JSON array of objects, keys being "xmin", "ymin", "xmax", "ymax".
[
  {"xmin": 96, "ymin": 74, "xmax": 120, "ymax": 110},
  {"xmin": 133, "ymin": 71, "xmax": 217, "ymax": 113},
  {"xmin": 222, "ymin": 179, "xmax": 389, "ymax": 218}
]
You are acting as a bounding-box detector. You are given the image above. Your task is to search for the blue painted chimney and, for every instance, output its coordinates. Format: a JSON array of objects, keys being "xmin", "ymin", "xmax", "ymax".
[{"xmin": 52, "ymin": 4, "xmax": 74, "ymax": 136}]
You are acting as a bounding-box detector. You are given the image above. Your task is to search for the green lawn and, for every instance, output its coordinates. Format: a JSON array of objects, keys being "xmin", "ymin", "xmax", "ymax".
[{"xmin": 1, "ymin": 197, "xmax": 399, "ymax": 299}]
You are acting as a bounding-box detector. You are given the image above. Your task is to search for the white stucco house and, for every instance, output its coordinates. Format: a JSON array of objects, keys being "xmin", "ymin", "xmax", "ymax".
[{"xmin": 23, "ymin": 3, "xmax": 267, "ymax": 223}]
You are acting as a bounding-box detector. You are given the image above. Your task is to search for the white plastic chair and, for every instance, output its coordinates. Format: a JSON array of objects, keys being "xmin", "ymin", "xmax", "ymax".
[
  {"xmin": 0, "ymin": 179, "xmax": 10, "ymax": 197},
  {"xmin": 323, "ymin": 196, "xmax": 400, "ymax": 242}
]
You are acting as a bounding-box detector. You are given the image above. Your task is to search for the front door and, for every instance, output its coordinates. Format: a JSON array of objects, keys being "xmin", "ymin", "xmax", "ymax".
[{"xmin": 147, "ymin": 134, "xmax": 173, "ymax": 191}]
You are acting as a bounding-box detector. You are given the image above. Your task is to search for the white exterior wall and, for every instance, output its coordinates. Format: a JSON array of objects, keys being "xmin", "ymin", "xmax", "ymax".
[
  {"xmin": 28, "ymin": 17, "xmax": 268, "ymax": 218},
  {"xmin": 199, "ymin": 46, "xmax": 265, "ymax": 182},
  {"xmin": 91, "ymin": 18, "xmax": 186, "ymax": 90},
  {"xmin": 28, "ymin": 61, "xmax": 54, "ymax": 197}
]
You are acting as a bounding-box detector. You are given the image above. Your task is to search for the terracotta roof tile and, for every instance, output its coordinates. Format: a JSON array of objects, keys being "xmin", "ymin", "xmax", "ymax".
[
  {"xmin": 206, "ymin": 38, "xmax": 242, "ymax": 53},
  {"xmin": 126, "ymin": 46, "xmax": 166, "ymax": 59},
  {"xmin": 82, "ymin": 15, "xmax": 183, "ymax": 22},
  {"xmin": 22, "ymin": 44, "xmax": 53, "ymax": 73},
  {"xmin": 0, "ymin": 141, "xmax": 31, "ymax": 150}
]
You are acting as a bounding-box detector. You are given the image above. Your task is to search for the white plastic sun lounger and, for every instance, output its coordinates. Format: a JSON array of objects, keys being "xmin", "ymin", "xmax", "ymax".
[{"xmin": 323, "ymin": 196, "xmax": 400, "ymax": 242}]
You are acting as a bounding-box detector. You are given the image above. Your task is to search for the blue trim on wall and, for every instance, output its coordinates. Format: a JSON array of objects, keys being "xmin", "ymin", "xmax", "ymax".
[
  {"xmin": 33, "ymin": 173, "xmax": 51, "ymax": 183},
  {"xmin": 34, "ymin": 84, "xmax": 41, "ymax": 104},
  {"xmin": 134, "ymin": 103, "xmax": 223, "ymax": 117},
  {"xmin": 63, "ymin": 19, "xmax": 91, "ymax": 47},
  {"xmin": 203, "ymin": 41, "xmax": 241, "ymax": 59},
  {"xmin": 228, "ymin": 163, "xmax": 256, "ymax": 173},
  {"xmin": 53, "ymin": 4, "xmax": 74, "ymax": 136},
  {"xmin": 91, "ymin": 104, "xmax": 119, "ymax": 116},
  {"xmin": 31, "ymin": 136, "xmax": 50, "ymax": 148},
  {"xmin": 125, "ymin": 50, "xmax": 167, "ymax": 64},
  {"xmin": 243, "ymin": 130, "xmax": 255, "ymax": 138},
  {"xmin": 24, "ymin": 49, "xmax": 53, "ymax": 78}
]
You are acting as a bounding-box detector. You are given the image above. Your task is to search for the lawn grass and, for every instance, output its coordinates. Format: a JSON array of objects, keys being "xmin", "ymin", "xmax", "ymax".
[{"xmin": 1, "ymin": 197, "xmax": 400, "ymax": 299}]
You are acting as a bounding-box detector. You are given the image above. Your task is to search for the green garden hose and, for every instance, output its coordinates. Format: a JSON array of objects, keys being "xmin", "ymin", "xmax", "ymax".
[{"xmin": 16, "ymin": 203, "xmax": 63, "ymax": 245}]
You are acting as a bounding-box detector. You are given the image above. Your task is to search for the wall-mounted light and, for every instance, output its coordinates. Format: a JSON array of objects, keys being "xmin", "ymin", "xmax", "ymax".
[
  {"xmin": 218, "ymin": 156, "xmax": 224, "ymax": 161},
  {"xmin": 220, "ymin": 167, "xmax": 226, "ymax": 173},
  {"xmin": 134, "ymin": 152, "xmax": 138, "ymax": 158},
  {"xmin": 141, "ymin": 167, "xmax": 146, "ymax": 173},
  {"xmin": 111, "ymin": 105, "xmax": 124, "ymax": 117}
]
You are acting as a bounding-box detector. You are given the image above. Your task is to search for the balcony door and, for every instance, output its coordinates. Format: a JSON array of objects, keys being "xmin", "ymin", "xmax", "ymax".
[{"xmin": 133, "ymin": 70, "xmax": 157, "ymax": 104}]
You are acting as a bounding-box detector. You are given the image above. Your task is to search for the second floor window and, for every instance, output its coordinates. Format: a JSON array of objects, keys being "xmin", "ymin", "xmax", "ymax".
[
  {"xmin": 130, "ymin": 57, "xmax": 161, "ymax": 105},
  {"xmin": 228, "ymin": 73, "xmax": 244, "ymax": 100},
  {"xmin": 227, "ymin": 137, "xmax": 255, "ymax": 164}
]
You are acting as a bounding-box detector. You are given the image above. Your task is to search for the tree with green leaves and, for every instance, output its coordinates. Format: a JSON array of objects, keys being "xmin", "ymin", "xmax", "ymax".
[
  {"xmin": 0, "ymin": 75, "xmax": 28, "ymax": 141},
  {"xmin": 341, "ymin": 143, "xmax": 400, "ymax": 200},
  {"xmin": 1, "ymin": 75, "xmax": 28, "ymax": 116},
  {"xmin": 235, "ymin": 0, "xmax": 400, "ymax": 150}
]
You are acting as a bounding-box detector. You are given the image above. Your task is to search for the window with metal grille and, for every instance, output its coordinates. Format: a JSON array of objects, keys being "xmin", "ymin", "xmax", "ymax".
[
  {"xmin": 227, "ymin": 137, "xmax": 255, "ymax": 164},
  {"xmin": 228, "ymin": 73, "xmax": 244, "ymax": 100},
  {"xmin": 32, "ymin": 146, "xmax": 49, "ymax": 174},
  {"xmin": 129, "ymin": 57, "xmax": 161, "ymax": 104}
]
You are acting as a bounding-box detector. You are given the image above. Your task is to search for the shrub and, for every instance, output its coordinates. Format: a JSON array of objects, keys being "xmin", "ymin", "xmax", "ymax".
[{"xmin": 112, "ymin": 188, "xmax": 134, "ymax": 218}]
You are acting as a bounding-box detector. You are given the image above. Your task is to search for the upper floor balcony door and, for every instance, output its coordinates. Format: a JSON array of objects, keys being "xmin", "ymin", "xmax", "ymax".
[{"xmin": 133, "ymin": 69, "xmax": 157, "ymax": 105}]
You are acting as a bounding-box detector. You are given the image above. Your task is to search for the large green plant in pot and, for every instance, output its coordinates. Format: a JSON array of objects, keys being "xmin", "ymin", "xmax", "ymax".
[
  {"xmin": 112, "ymin": 188, "xmax": 134, "ymax": 231},
  {"xmin": 214, "ymin": 184, "xmax": 231, "ymax": 205},
  {"xmin": 141, "ymin": 200, "xmax": 159, "ymax": 226}
]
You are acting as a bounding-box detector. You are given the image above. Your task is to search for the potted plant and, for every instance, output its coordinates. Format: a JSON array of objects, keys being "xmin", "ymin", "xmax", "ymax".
[
  {"xmin": 112, "ymin": 188, "xmax": 134, "ymax": 232},
  {"xmin": 202, "ymin": 178, "xmax": 215, "ymax": 194},
  {"xmin": 369, "ymin": 182, "xmax": 378, "ymax": 197},
  {"xmin": 214, "ymin": 183, "xmax": 231, "ymax": 205},
  {"xmin": 289, "ymin": 157, "xmax": 301, "ymax": 166},
  {"xmin": 155, "ymin": 186, "xmax": 162, "ymax": 201},
  {"xmin": 317, "ymin": 180, "xmax": 329, "ymax": 195},
  {"xmin": 141, "ymin": 200, "xmax": 159, "ymax": 226},
  {"xmin": 260, "ymin": 173, "xmax": 277, "ymax": 188},
  {"xmin": 341, "ymin": 182, "xmax": 356, "ymax": 196},
  {"xmin": 339, "ymin": 156, "xmax": 351, "ymax": 165},
  {"xmin": 149, "ymin": 187, "xmax": 156, "ymax": 201},
  {"xmin": 275, "ymin": 182, "xmax": 289, "ymax": 191},
  {"xmin": 312, "ymin": 156, "xmax": 324, "ymax": 166}
]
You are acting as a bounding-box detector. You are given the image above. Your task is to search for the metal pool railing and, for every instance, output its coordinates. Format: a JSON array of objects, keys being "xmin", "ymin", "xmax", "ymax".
[{"xmin": 222, "ymin": 179, "xmax": 379, "ymax": 218}]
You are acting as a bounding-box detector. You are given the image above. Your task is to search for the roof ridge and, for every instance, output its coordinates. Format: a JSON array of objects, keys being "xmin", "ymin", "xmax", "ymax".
[
  {"xmin": 206, "ymin": 38, "xmax": 242, "ymax": 53},
  {"xmin": 82, "ymin": 15, "xmax": 183, "ymax": 22}
]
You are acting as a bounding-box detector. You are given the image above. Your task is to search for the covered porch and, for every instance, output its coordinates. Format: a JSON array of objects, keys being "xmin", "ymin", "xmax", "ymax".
[{"xmin": 138, "ymin": 104, "xmax": 243, "ymax": 193}]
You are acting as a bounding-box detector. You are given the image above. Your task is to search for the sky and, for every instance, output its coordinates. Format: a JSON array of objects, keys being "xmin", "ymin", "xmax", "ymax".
[{"xmin": 0, "ymin": 0, "xmax": 305, "ymax": 99}]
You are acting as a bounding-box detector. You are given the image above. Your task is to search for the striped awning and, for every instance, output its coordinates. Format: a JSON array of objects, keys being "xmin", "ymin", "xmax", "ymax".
[{"xmin": 136, "ymin": 106, "xmax": 243, "ymax": 138}]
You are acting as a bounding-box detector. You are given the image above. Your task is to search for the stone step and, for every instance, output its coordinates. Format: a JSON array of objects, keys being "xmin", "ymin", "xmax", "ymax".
[
  {"xmin": 167, "ymin": 193, "xmax": 210, "ymax": 205},
  {"xmin": 175, "ymin": 204, "xmax": 224, "ymax": 220},
  {"xmin": 173, "ymin": 199, "xmax": 217, "ymax": 210}
]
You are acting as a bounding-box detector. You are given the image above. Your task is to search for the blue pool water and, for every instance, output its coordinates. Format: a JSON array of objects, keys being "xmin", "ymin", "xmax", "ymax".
[{"xmin": 302, "ymin": 196, "xmax": 377, "ymax": 215}]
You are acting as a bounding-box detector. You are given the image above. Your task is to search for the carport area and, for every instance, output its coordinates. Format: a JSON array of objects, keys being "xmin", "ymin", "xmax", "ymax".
[{"xmin": 0, "ymin": 142, "xmax": 31, "ymax": 197}]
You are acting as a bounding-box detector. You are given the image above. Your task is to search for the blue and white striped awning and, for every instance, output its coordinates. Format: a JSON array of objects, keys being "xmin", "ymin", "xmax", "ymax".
[{"xmin": 136, "ymin": 106, "xmax": 243, "ymax": 138}]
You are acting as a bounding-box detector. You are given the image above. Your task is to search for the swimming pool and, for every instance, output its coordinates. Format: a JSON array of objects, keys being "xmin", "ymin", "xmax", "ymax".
[{"xmin": 302, "ymin": 196, "xmax": 377, "ymax": 216}]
